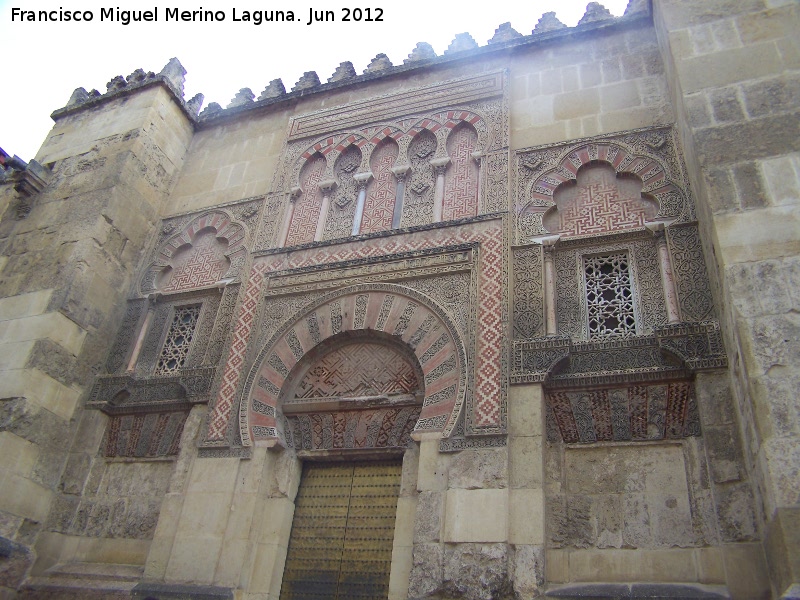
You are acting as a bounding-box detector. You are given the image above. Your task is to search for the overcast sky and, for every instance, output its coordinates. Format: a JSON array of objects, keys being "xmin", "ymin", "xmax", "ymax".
[{"xmin": 0, "ymin": 0, "xmax": 629, "ymax": 161}]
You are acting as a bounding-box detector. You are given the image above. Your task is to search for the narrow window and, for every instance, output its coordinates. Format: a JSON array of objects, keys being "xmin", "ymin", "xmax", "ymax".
[
  {"xmin": 156, "ymin": 304, "xmax": 202, "ymax": 374},
  {"xmin": 584, "ymin": 253, "xmax": 637, "ymax": 339}
]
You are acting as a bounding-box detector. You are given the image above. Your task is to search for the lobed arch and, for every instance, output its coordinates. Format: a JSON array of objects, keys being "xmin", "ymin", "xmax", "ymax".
[
  {"xmin": 518, "ymin": 141, "xmax": 691, "ymax": 239},
  {"xmin": 141, "ymin": 210, "xmax": 247, "ymax": 294},
  {"xmin": 288, "ymin": 109, "xmax": 491, "ymax": 191},
  {"xmin": 238, "ymin": 283, "xmax": 468, "ymax": 449}
]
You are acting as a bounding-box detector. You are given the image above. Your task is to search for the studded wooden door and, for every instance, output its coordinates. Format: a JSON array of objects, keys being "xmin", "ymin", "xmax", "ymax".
[{"xmin": 280, "ymin": 460, "xmax": 402, "ymax": 600}]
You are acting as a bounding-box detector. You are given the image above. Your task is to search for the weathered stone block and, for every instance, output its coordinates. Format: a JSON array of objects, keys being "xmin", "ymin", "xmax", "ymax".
[
  {"xmin": 442, "ymin": 543, "xmax": 511, "ymax": 600},
  {"xmin": 407, "ymin": 543, "xmax": 442, "ymax": 598},
  {"xmin": 443, "ymin": 489, "xmax": 507, "ymax": 543},
  {"xmin": 413, "ymin": 491, "xmax": 442, "ymax": 543},
  {"xmin": 448, "ymin": 448, "xmax": 507, "ymax": 489},
  {"xmin": 512, "ymin": 544, "xmax": 544, "ymax": 598}
]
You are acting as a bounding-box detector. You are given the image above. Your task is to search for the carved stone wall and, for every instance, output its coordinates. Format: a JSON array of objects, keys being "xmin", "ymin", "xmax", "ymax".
[
  {"xmin": 515, "ymin": 127, "xmax": 695, "ymax": 244},
  {"xmin": 269, "ymin": 72, "xmax": 509, "ymax": 246},
  {"xmin": 140, "ymin": 198, "xmax": 262, "ymax": 294},
  {"xmin": 201, "ymin": 217, "xmax": 507, "ymax": 452}
]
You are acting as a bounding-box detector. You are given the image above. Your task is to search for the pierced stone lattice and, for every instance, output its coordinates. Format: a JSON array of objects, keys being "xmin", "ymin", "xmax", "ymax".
[
  {"xmin": 361, "ymin": 141, "xmax": 399, "ymax": 234},
  {"xmin": 443, "ymin": 124, "xmax": 479, "ymax": 221},
  {"xmin": 584, "ymin": 253, "xmax": 637, "ymax": 340},
  {"xmin": 286, "ymin": 155, "xmax": 326, "ymax": 246},
  {"xmin": 155, "ymin": 305, "xmax": 202, "ymax": 374},
  {"xmin": 294, "ymin": 341, "xmax": 420, "ymax": 399}
]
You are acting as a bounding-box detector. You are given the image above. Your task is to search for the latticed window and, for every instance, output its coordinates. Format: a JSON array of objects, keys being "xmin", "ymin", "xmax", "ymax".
[
  {"xmin": 584, "ymin": 253, "xmax": 637, "ymax": 339},
  {"xmin": 156, "ymin": 304, "xmax": 201, "ymax": 374}
]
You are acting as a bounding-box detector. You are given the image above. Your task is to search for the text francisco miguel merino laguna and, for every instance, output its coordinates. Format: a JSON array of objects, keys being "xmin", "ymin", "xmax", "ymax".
[{"xmin": 10, "ymin": 7, "xmax": 384, "ymax": 25}]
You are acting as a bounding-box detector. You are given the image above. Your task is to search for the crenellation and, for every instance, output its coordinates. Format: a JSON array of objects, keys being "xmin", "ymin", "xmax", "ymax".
[
  {"xmin": 363, "ymin": 53, "xmax": 393, "ymax": 74},
  {"xmin": 405, "ymin": 42, "xmax": 437, "ymax": 63},
  {"xmin": 444, "ymin": 32, "xmax": 479, "ymax": 55},
  {"xmin": 489, "ymin": 22, "xmax": 523, "ymax": 45},
  {"xmin": 291, "ymin": 70, "xmax": 321, "ymax": 92},
  {"xmin": 227, "ymin": 88, "xmax": 255, "ymax": 109},
  {"xmin": 328, "ymin": 61, "xmax": 357, "ymax": 83}
]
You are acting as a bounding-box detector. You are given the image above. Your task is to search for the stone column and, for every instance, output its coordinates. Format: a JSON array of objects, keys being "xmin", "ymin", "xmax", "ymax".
[
  {"xmin": 126, "ymin": 294, "xmax": 159, "ymax": 372},
  {"xmin": 315, "ymin": 180, "xmax": 337, "ymax": 242},
  {"xmin": 391, "ymin": 165, "xmax": 410, "ymax": 229},
  {"xmin": 646, "ymin": 222, "xmax": 680, "ymax": 324},
  {"xmin": 538, "ymin": 235, "xmax": 560, "ymax": 336},
  {"xmin": 278, "ymin": 188, "xmax": 301, "ymax": 247},
  {"xmin": 351, "ymin": 172, "xmax": 373, "ymax": 236},
  {"xmin": 430, "ymin": 158, "xmax": 450, "ymax": 223},
  {"xmin": 472, "ymin": 151, "xmax": 483, "ymax": 216}
]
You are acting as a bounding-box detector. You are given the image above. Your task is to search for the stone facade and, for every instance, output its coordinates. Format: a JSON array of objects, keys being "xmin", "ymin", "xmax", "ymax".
[{"xmin": 0, "ymin": 1, "xmax": 797, "ymax": 599}]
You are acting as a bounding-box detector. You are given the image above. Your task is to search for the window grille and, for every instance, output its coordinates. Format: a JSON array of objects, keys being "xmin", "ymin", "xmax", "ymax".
[
  {"xmin": 584, "ymin": 253, "xmax": 637, "ymax": 339},
  {"xmin": 156, "ymin": 304, "xmax": 201, "ymax": 374}
]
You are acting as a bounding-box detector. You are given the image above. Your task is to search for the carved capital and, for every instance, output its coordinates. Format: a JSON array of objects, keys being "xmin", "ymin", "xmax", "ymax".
[
  {"xmin": 391, "ymin": 164, "xmax": 411, "ymax": 180},
  {"xmin": 431, "ymin": 157, "xmax": 451, "ymax": 176},
  {"xmin": 353, "ymin": 171, "xmax": 373, "ymax": 190},
  {"xmin": 318, "ymin": 179, "xmax": 338, "ymax": 194}
]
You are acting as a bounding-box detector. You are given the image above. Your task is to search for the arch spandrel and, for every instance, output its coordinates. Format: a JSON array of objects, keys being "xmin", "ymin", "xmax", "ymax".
[{"xmin": 239, "ymin": 284, "xmax": 468, "ymax": 449}]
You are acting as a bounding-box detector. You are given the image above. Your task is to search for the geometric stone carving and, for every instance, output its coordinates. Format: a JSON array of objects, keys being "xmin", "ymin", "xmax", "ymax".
[
  {"xmin": 361, "ymin": 140, "xmax": 399, "ymax": 234},
  {"xmin": 103, "ymin": 411, "xmax": 189, "ymax": 458},
  {"xmin": 443, "ymin": 123, "xmax": 479, "ymax": 221},
  {"xmin": 512, "ymin": 322, "xmax": 726, "ymax": 386},
  {"xmin": 515, "ymin": 127, "xmax": 695, "ymax": 244},
  {"xmin": 281, "ymin": 337, "xmax": 424, "ymax": 453},
  {"xmin": 286, "ymin": 154, "xmax": 326, "ymax": 246},
  {"xmin": 546, "ymin": 380, "xmax": 699, "ymax": 444},
  {"xmin": 141, "ymin": 209, "xmax": 249, "ymax": 294},
  {"xmin": 513, "ymin": 245, "xmax": 544, "ymax": 338},
  {"xmin": 544, "ymin": 163, "xmax": 658, "ymax": 237},
  {"xmin": 86, "ymin": 367, "xmax": 216, "ymax": 415},
  {"xmin": 667, "ymin": 224, "xmax": 715, "ymax": 322},
  {"xmin": 238, "ymin": 287, "xmax": 467, "ymax": 448}
]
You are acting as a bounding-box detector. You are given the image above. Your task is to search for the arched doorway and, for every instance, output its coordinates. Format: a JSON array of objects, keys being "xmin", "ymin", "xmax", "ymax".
[{"xmin": 278, "ymin": 331, "xmax": 424, "ymax": 599}]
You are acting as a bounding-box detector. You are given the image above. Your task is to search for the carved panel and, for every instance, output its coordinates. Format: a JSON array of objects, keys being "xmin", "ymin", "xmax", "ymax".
[
  {"xmin": 141, "ymin": 207, "xmax": 252, "ymax": 294},
  {"xmin": 286, "ymin": 155, "xmax": 326, "ymax": 246},
  {"xmin": 547, "ymin": 380, "xmax": 698, "ymax": 444},
  {"xmin": 544, "ymin": 164, "xmax": 657, "ymax": 237},
  {"xmin": 162, "ymin": 233, "xmax": 228, "ymax": 292},
  {"xmin": 255, "ymin": 193, "xmax": 285, "ymax": 252},
  {"xmin": 324, "ymin": 146, "xmax": 361, "ymax": 240},
  {"xmin": 443, "ymin": 123, "xmax": 479, "ymax": 221},
  {"xmin": 361, "ymin": 140, "xmax": 399, "ymax": 234},
  {"xmin": 105, "ymin": 299, "xmax": 147, "ymax": 374},
  {"xmin": 292, "ymin": 341, "xmax": 420, "ymax": 399},
  {"xmin": 104, "ymin": 411, "xmax": 189, "ymax": 458},
  {"xmin": 515, "ymin": 127, "xmax": 694, "ymax": 244},
  {"xmin": 668, "ymin": 224, "xmax": 714, "ymax": 322},
  {"xmin": 513, "ymin": 245, "xmax": 544, "ymax": 338},
  {"xmin": 482, "ymin": 150, "xmax": 509, "ymax": 214},
  {"xmin": 403, "ymin": 131, "xmax": 437, "ymax": 227}
]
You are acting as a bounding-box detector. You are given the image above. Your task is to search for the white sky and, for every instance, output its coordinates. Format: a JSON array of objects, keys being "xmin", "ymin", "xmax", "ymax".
[{"xmin": 0, "ymin": 0, "xmax": 629, "ymax": 161}]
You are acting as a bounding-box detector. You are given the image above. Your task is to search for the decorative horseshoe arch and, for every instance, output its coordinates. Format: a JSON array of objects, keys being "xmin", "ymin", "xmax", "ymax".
[
  {"xmin": 141, "ymin": 210, "xmax": 248, "ymax": 294},
  {"xmin": 517, "ymin": 138, "xmax": 693, "ymax": 240},
  {"xmin": 239, "ymin": 284, "xmax": 468, "ymax": 449}
]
